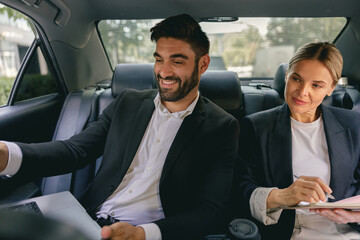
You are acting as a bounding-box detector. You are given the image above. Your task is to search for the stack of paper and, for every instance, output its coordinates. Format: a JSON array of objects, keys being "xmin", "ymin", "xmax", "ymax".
[{"xmin": 274, "ymin": 195, "xmax": 360, "ymax": 211}]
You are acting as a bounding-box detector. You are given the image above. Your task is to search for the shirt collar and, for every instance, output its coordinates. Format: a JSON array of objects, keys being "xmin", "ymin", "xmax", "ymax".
[{"xmin": 153, "ymin": 91, "xmax": 199, "ymax": 119}]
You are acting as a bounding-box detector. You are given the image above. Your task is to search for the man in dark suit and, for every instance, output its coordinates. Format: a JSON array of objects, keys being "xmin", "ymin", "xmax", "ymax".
[{"xmin": 0, "ymin": 14, "xmax": 239, "ymax": 240}]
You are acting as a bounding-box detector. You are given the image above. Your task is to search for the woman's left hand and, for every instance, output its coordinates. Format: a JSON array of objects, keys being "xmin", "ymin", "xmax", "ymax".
[{"xmin": 311, "ymin": 208, "xmax": 360, "ymax": 224}]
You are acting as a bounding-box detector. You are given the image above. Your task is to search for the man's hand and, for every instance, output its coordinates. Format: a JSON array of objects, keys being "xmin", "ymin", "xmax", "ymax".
[
  {"xmin": 267, "ymin": 176, "xmax": 332, "ymax": 209},
  {"xmin": 311, "ymin": 208, "xmax": 360, "ymax": 224},
  {"xmin": 101, "ymin": 222, "xmax": 145, "ymax": 240},
  {"xmin": 0, "ymin": 142, "xmax": 9, "ymax": 172}
]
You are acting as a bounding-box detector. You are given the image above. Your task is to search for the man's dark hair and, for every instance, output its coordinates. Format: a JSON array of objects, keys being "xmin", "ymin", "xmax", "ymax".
[{"xmin": 150, "ymin": 14, "xmax": 210, "ymax": 59}]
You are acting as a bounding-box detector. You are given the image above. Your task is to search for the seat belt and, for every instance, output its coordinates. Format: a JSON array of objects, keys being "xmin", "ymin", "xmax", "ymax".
[
  {"xmin": 51, "ymin": 88, "xmax": 96, "ymax": 194},
  {"xmin": 75, "ymin": 88, "xmax": 97, "ymax": 134}
]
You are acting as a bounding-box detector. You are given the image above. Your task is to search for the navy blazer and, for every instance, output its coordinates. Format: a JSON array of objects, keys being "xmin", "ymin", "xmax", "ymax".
[
  {"xmin": 238, "ymin": 103, "xmax": 360, "ymax": 240},
  {"xmin": 3, "ymin": 89, "xmax": 239, "ymax": 240}
]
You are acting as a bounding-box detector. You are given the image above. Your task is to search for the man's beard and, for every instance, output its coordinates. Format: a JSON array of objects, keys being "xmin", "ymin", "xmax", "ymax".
[{"xmin": 157, "ymin": 62, "xmax": 199, "ymax": 102}]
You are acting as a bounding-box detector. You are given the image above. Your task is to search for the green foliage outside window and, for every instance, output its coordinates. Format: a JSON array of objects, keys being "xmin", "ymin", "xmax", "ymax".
[
  {"xmin": 266, "ymin": 18, "xmax": 346, "ymax": 50},
  {"xmin": 0, "ymin": 74, "xmax": 57, "ymax": 105},
  {"xmin": 210, "ymin": 27, "xmax": 263, "ymax": 68},
  {"xmin": 98, "ymin": 20, "xmax": 155, "ymax": 66},
  {"xmin": 0, "ymin": 77, "xmax": 14, "ymax": 106}
]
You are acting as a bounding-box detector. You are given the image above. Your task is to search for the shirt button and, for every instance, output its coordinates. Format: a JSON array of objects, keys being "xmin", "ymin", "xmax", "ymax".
[
  {"xmin": 109, "ymin": 185, "xmax": 115, "ymax": 192},
  {"xmin": 110, "ymin": 212, "xmax": 115, "ymax": 217},
  {"xmin": 156, "ymin": 139, "xmax": 160, "ymax": 143},
  {"xmin": 166, "ymin": 115, "xmax": 171, "ymax": 118},
  {"xmin": 129, "ymin": 190, "xmax": 133, "ymax": 194},
  {"xmin": 147, "ymin": 167, "xmax": 151, "ymax": 171}
]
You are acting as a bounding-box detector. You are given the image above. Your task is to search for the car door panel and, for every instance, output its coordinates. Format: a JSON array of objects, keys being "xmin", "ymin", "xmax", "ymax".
[{"xmin": 0, "ymin": 93, "xmax": 63, "ymax": 143}]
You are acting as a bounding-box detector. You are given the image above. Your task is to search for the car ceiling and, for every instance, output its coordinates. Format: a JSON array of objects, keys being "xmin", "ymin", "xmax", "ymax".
[
  {"xmin": 3, "ymin": 0, "xmax": 360, "ymax": 47},
  {"xmin": 1, "ymin": 0, "xmax": 360, "ymax": 90},
  {"xmin": 5, "ymin": 0, "xmax": 360, "ymax": 22}
]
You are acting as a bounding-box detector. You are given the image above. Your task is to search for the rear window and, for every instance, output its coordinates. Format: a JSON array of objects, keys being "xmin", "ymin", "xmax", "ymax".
[{"xmin": 98, "ymin": 17, "xmax": 346, "ymax": 79}]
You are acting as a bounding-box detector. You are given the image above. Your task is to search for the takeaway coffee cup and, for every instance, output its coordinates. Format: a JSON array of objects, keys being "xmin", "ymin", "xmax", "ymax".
[{"xmin": 228, "ymin": 219, "xmax": 260, "ymax": 240}]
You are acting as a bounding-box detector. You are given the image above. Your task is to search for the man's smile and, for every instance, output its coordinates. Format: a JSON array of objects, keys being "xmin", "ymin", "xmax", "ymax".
[{"xmin": 160, "ymin": 79, "xmax": 178, "ymax": 88}]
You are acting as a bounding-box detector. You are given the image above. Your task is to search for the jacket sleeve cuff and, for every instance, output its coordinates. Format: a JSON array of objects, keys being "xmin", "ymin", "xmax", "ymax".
[
  {"xmin": 249, "ymin": 187, "xmax": 283, "ymax": 225},
  {"xmin": 0, "ymin": 141, "xmax": 23, "ymax": 177},
  {"xmin": 138, "ymin": 223, "xmax": 162, "ymax": 240}
]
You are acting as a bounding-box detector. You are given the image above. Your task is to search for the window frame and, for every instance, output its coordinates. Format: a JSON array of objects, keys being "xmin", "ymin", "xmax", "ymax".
[{"xmin": 5, "ymin": 21, "xmax": 67, "ymax": 106}]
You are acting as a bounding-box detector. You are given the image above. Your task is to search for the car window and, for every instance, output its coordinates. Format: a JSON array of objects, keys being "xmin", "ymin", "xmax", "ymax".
[
  {"xmin": 0, "ymin": 4, "xmax": 59, "ymax": 106},
  {"xmin": 98, "ymin": 17, "xmax": 346, "ymax": 79},
  {"xmin": 14, "ymin": 45, "xmax": 58, "ymax": 102}
]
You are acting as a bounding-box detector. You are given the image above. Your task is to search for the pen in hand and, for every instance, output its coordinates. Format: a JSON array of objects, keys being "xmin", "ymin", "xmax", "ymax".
[{"xmin": 293, "ymin": 175, "xmax": 335, "ymax": 200}]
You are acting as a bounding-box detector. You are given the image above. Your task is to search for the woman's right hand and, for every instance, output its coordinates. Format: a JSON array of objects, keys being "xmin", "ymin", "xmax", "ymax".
[
  {"xmin": 0, "ymin": 142, "xmax": 9, "ymax": 172},
  {"xmin": 266, "ymin": 176, "xmax": 333, "ymax": 209}
]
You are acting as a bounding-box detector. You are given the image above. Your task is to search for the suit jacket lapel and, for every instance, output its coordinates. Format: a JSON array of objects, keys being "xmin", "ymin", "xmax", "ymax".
[
  {"xmin": 122, "ymin": 96, "xmax": 155, "ymax": 170},
  {"xmin": 81, "ymin": 91, "xmax": 156, "ymax": 211},
  {"xmin": 321, "ymin": 105, "xmax": 354, "ymax": 199},
  {"xmin": 160, "ymin": 97, "xmax": 206, "ymax": 184},
  {"xmin": 268, "ymin": 104, "xmax": 294, "ymax": 188}
]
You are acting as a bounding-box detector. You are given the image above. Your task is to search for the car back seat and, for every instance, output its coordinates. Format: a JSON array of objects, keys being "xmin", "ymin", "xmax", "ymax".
[
  {"xmin": 199, "ymin": 70, "xmax": 244, "ymax": 120},
  {"xmin": 327, "ymin": 83, "xmax": 360, "ymax": 111},
  {"xmin": 241, "ymin": 69, "xmax": 285, "ymax": 116},
  {"xmin": 98, "ymin": 63, "xmax": 156, "ymax": 115},
  {"xmin": 272, "ymin": 63, "xmax": 288, "ymax": 100}
]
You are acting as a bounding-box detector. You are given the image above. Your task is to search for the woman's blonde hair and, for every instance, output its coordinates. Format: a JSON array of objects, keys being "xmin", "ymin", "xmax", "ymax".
[{"xmin": 288, "ymin": 42, "xmax": 343, "ymax": 85}]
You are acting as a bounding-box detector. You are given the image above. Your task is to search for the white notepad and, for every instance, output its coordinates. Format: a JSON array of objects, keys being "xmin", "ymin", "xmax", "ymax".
[{"xmin": 1, "ymin": 191, "xmax": 101, "ymax": 240}]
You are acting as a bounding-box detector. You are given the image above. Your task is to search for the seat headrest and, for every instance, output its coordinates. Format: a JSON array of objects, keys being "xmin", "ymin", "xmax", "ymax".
[
  {"xmin": 111, "ymin": 63, "xmax": 156, "ymax": 98},
  {"xmin": 272, "ymin": 63, "xmax": 288, "ymax": 99},
  {"xmin": 199, "ymin": 70, "xmax": 243, "ymax": 111}
]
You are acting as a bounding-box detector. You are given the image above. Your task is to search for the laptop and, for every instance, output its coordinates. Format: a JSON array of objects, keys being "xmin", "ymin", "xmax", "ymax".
[{"xmin": 0, "ymin": 191, "xmax": 101, "ymax": 240}]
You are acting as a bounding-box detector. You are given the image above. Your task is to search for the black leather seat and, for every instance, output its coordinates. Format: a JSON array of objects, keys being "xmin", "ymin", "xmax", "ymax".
[
  {"xmin": 241, "ymin": 65, "xmax": 285, "ymax": 116},
  {"xmin": 272, "ymin": 63, "xmax": 288, "ymax": 99},
  {"xmin": 199, "ymin": 70, "xmax": 244, "ymax": 121},
  {"xmin": 98, "ymin": 63, "xmax": 156, "ymax": 115}
]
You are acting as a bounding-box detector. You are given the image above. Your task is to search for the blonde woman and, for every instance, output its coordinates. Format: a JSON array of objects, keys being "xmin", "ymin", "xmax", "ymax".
[{"xmin": 238, "ymin": 42, "xmax": 360, "ymax": 240}]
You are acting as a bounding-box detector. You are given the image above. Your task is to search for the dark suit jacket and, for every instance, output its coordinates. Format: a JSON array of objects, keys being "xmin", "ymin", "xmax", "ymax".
[
  {"xmin": 8, "ymin": 89, "xmax": 239, "ymax": 240},
  {"xmin": 238, "ymin": 103, "xmax": 360, "ymax": 240}
]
